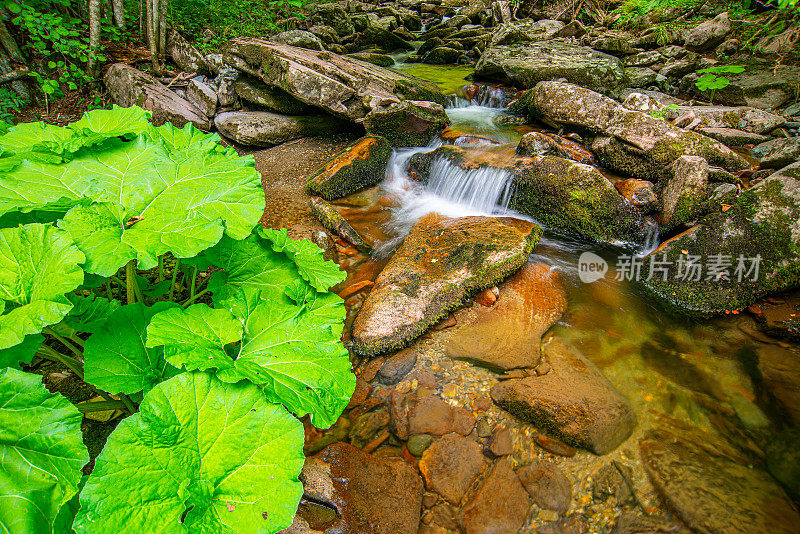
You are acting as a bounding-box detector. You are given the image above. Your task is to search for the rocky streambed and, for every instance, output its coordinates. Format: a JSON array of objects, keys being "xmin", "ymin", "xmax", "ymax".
[{"xmin": 101, "ymin": 1, "xmax": 800, "ymax": 532}]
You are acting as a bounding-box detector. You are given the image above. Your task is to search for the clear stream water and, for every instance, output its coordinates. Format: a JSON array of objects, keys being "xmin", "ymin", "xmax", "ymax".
[{"xmin": 355, "ymin": 63, "xmax": 797, "ymax": 467}]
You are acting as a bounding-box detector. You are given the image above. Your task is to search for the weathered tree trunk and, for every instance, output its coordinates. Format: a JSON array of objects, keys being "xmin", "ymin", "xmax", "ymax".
[
  {"xmin": 88, "ymin": 0, "xmax": 101, "ymax": 75},
  {"xmin": 112, "ymin": 0, "xmax": 125, "ymax": 28},
  {"xmin": 0, "ymin": 20, "xmax": 24, "ymax": 64},
  {"xmin": 0, "ymin": 46, "xmax": 29, "ymax": 102}
]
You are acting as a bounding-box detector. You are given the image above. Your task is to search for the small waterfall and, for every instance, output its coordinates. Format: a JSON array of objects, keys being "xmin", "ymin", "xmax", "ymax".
[
  {"xmin": 637, "ymin": 221, "xmax": 661, "ymax": 257},
  {"xmin": 447, "ymin": 85, "xmax": 512, "ymax": 109},
  {"xmin": 426, "ymin": 157, "xmax": 515, "ymax": 212}
]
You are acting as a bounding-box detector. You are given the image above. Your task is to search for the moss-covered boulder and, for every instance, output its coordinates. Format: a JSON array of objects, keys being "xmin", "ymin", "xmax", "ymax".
[
  {"xmin": 306, "ymin": 135, "xmax": 392, "ymax": 200},
  {"xmin": 660, "ymin": 156, "xmax": 710, "ymax": 229},
  {"xmin": 351, "ymin": 213, "xmax": 542, "ymax": 356},
  {"xmin": 223, "ymin": 39, "xmax": 445, "ymax": 121},
  {"xmin": 475, "ymin": 40, "xmax": 627, "ymax": 95},
  {"xmin": 643, "ymin": 162, "xmax": 800, "ymax": 315},
  {"xmin": 523, "ymin": 81, "xmax": 748, "ymax": 180},
  {"xmin": 408, "ymin": 145, "xmax": 648, "ymax": 246},
  {"xmin": 363, "ymin": 100, "xmax": 449, "ymax": 147},
  {"xmin": 309, "ymin": 197, "xmax": 371, "ymax": 252}
]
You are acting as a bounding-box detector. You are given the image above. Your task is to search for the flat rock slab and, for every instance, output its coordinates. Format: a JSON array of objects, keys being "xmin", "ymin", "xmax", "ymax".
[
  {"xmin": 214, "ymin": 111, "xmax": 348, "ymax": 147},
  {"xmin": 419, "ymin": 433, "xmax": 486, "ymax": 504},
  {"xmin": 104, "ymin": 63, "xmax": 211, "ymax": 130},
  {"xmin": 639, "ymin": 426, "xmax": 800, "ymax": 534},
  {"xmin": 223, "ymin": 39, "xmax": 445, "ymax": 121},
  {"xmin": 526, "ymin": 81, "xmax": 748, "ymax": 180},
  {"xmin": 475, "ymin": 40, "xmax": 626, "ymax": 95},
  {"xmin": 460, "ymin": 458, "xmax": 530, "ymax": 534},
  {"xmin": 302, "ymin": 442, "xmax": 423, "ymax": 534},
  {"xmin": 351, "ymin": 213, "xmax": 542, "ymax": 355},
  {"xmin": 306, "ymin": 135, "xmax": 392, "ymax": 200},
  {"xmin": 446, "ymin": 262, "xmax": 567, "ymax": 370},
  {"xmin": 490, "ymin": 338, "xmax": 636, "ymax": 455}
]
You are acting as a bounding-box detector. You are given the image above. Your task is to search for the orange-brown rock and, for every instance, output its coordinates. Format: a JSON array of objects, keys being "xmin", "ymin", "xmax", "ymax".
[
  {"xmin": 351, "ymin": 213, "xmax": 542, "ymax": 356},
  {"xmin": 307, "ymin": 135, "xmax": 393, "ymax": 200},
  {"xmin": 614, "ymin": 178, "xmax": 658, "ymax": 212},
  {"xmin": 446, "ymin": 263, "xmax": 567, "ymax": 370}
]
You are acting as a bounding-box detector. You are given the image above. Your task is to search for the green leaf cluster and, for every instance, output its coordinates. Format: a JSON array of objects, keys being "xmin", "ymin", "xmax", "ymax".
[{"xmin": 0, "ymin": 105, "xmax": 353, "ymax": 533}]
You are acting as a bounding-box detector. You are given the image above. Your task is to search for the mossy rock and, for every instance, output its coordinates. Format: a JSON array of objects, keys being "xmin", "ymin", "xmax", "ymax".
[
  {"xmin": 351, "ymin": 213, "xmax": 542, "ymax": 356},
  {"xmin": 309, "ymin": 197, "xmax": 371, "ymax": 252},
  {"xmin": 306, "ymin": 135, "xmax": 392, "ymax": 200},
  {"xmin": 363, "ymin": 100, "xmax": 450, "ymax": 148},
  {"xmin": 643, "ymin": 163, "xmax": 800, "ymax": 315}
]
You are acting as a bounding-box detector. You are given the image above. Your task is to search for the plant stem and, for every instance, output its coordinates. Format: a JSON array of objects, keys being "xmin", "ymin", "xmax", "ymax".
[
  {"xmin": 168, "ymin": 258, "xmax": 180, "ymax": 301},
  {"xmin": 67, "ymin": 333, "xmax": 85, "ymax": 348},
  {"xmin": 105, "ymin": 280, "xmax": 114, "ymax": 300},
  {"xmin": 37, "ymin": 345, "xmax": 84, "ymax": 377},
  {"xmin": 76, "ymin": 400, "xmax": 127, "ymax": 413},
  {"xmin": 157, "ymin": 254, "xmax": 164, "ymax": 282},
  {"xmin": 119, "ymin": 394, "xmax": 137, "ymax": 414},
  {"xmin": 43, "ymin": 327, "xmax": 84, "ymax": 359},
  {"xmin": 126, "ymin": 259, "xmax": 138, "ymax": 304},
  {"xmin": 181, "ymin": 288, "xmax": 209, "ymax": 308},
  {"xmin": 190, "ymin": 266, "xmax": 198, "ymax": 298}
]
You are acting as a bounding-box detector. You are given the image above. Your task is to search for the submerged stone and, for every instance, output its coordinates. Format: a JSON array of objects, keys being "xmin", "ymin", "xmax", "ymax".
[
  {"xmin": 490, "ymin": 338, "xmax": 636, "ymax": 455},
  {"xmin": 460, "ymin": 458, "xmax": 530, "ymax": 534},
  {"xmin": 309, "ymin": 197, "xmax": 371, "ymax": 252},
  {"xmin": 306, "ymin": 135, "xmax": 392, "ymax": 200},
  {"xmin": 446, "ymin": 262, "xmax": 567, "ymax": 370},
  {"xmin": 351, "ymin": 213, "xmax": 541, "ymax": 356}
]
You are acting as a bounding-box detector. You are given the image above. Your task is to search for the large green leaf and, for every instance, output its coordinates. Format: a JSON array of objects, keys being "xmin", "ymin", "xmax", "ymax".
[
  {"xmin": 0, "ymin": 334, "xmax": 43, "ymax": 369},
  {"xmin": 70, "ymin": 106, "xmax": 153, "ymax": 148},
  {"xmin": 63, "ymin": 293, "xmax": 122, "ymax": 334},
  {"xmin": 259, "ymin": 227, "xmax": 346, "ymax": 292},
  {"xmin": 147, "ymin": 289, "xmax": 353, "ymax": 429},
  {"xmin": 0, "ymin": 223, "xmax": 85, "ymax": 349},
  {"xmin": 0, "ymin": 367, "xmax": 89, "ymax": 534},
  {"xmin": 0, "ymin": 121, "xmax": 80, "ymax": 155},
  {"xmin": 74, "ymin": 371, "xmax": 305, "ymax": 534},
  {"xmin": 83, "ymin": 302, "xmax": 181, "ymax": 396}
]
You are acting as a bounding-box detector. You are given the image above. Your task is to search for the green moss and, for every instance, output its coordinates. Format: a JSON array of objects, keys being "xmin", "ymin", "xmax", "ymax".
[
  {"xmin": 306, "ymin": 135, "xmax": 392, "ymax": 200},
  {"xmin": 393, "ymin": 64, "xmax": 475, "ymax": 96}
]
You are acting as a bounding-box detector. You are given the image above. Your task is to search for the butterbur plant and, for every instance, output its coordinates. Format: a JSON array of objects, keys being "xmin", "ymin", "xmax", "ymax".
[
  {"xmin": 694, "ymin": 65, "xmax": 745, "ymax": 104},
  {"xmin": 0, "ymin": 106, "xmax": 355, "ymax": 533}
]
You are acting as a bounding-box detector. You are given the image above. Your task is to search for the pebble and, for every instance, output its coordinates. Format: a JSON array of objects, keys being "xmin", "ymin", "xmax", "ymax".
[{"xmin": 407, "ymin": 433, "xmax": 434, "ymax": 456}]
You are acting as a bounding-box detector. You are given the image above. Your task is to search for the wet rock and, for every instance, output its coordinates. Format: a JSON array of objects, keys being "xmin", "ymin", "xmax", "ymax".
[
  {"xmin": 624, "ymin": 67, "xmax": 662, "ymax": 89},
  {"xmin": 377, "ymin": 348, "xmax": 417, "ymax": 385},
  {"xmin": 591, "ymin": 35, "xmax": 638, "ymax": 56},
  {"xmin": 615, "ymin": 179, "xmax": 658, "ymax": 213},
  {"xmin": 475, "ymin": 40, "xmax": 627, "ymax": 95},
  {"xmin": 446, "ymin": 263, "xmax": 567, "ymax": 370},
  {"xmin": 750, "ymin": 291, "xmax": 800, "ymax": 340},
  {"xmin": 591, "ymin": 463, "xmax": 634, "ymax": 505},
  {"xmin": 490, "ymin": 338, "xmax": 636, "ymax": 455},
  {"xmin": 489, "ymin": 19, "xmax": 564, "ymax": 45},
  {"xmin": 349, "ymin": 410, "xmax": 390, "ymax": 448},
  {"xmin": 461, "ymin": 458, "xmax": 529, "ymax": 534},
  {"xmin": 758, "ymin": 345, "xmax": 800, "ymax": 425},
  {"xmin": 684, "ymin": 12, "xmax": 731, "ymax": 51},
  {"xmin": 680, "ymin": 64, "xmax": 800, "ymax": 110},
  {"xmin": 302, "ymin": 442, "xmax": 423, "ymax": 534},
  {"xmin": 214, "ymin": 111, "xmax": 346, "ymax": 147},
  {"xmin": 537, "ymin": 513, "xmax": 590, "ymax": 534},
  {"xmin": 423, "ymin": 46, "xmax": 461, "ymax": 64},
  {"xmin": 104, "ymin": 63, "xmax": 211, "ymax": 130},
  {"xmin": 351, "ymin": 213, "xmax": 541, "ymax": 355},
  {"xmin": 407, "ymin": 395, "xmax": 475, "ymax": 437},
  {"xmin": 612, "ymin": 513, "xmax": 691, "ymax": 534},
  {"xmin": 516, "ymin": 131, "xmax": 570, "ymax": 158},
  {"xmin": 311, "ymin": 3, "xmax": 355, "ymax": 36},
  {"xmin": 751, "ymin": 138, "xmax": 800, "ymax": 169},
  {"xmin": 419, "ymin": 433, "xmax": 486, "ymax": 504},
  {"xmin": 487, "ymin": 427, "xmax": 513, "ymax": 457},
  {"xmin": 643, "ymin": 162, "xmax": 800, "ymax": 315},
  {"xmin": 363, "ymin": 99, "xmax": 449, "ymax": 147},
  {"xmin": 639, "ymin": 426, "xmax": 800, "ymax": 534},
  {"xmin": 186, "ymin": 78, "xmax": 218, "ymax": 117},
  {"xmin": 407, "ymin": 433, "xmax": 434, "ymax": 457},
  {"xmin": 224, "ymin": 39, "xmax": 445, "ymax": 121},
  {"xmin": 345, "ymin": 52, "xmax": 395, "ymax": 67},
  {"xmin": 309, "ymin": 197, "xmax": 371, "ymax": 252},
  {"xmin": 523, "ymin": 81, "xmax": 748, "ymax": 180},
  {"xmin": 765, "ymin": 429, "xmax": 800, "ymax": 498},
  {"xmin": 474, "ymin": 286, "xmax": 498, "ymax": 306},
  {"xmin": 661, "ymin": 155, "xmax": 709, "ymax": 228},
  {"xmin": 234, "ymin": 76, "xmax": 311, "ymax": 115},
  {"xmin": 309, "ymin": 25, "xmax": 339, "ymax": 45},
  {"xmin": 306, "ymin": 136, "xmax": 393, "ymax": 200},
  {"xmin": 357, "ymin": 26, "xmax": 415, "ymax": 52},
  {"xmin": 271, "ymin": 30, "xmax": 325, "ymax": 50},
  {"xmin": 167, "ymin": 30, "xmax": 207, "ymax": 73},
  {"xmin": 517, "ymin": 461, "xmax": 572, "ymax": 513}
]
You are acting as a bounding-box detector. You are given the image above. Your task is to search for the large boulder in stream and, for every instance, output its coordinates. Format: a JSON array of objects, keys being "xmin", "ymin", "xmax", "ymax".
[
  {"xmin": 408, "ymin": 145, "xmax": 649, "ymax": 245},
  {"xmin": 363, "ymin": 100, "xmax": 449, "ymax": 147},
  {"xmin": 446, "ymin": 262, "xmax": 567, "ymax": 370},
  {"xmin": 475, "ymin": 40, "xmax": 627, "ymax": 95},
  {"xmin": 522, "ymin": 81, "xmax": 749, "ymax": 181},
  {"xmin": 351, "ymin": 214, "xmax": 542, "ymax": 356},
  {"xmin": 643, "ymin": 162, "xmax": 800, "ymax": 315},
  {"xmin": 223, "ymin": 39, "xmax": 445, "ymax": 121},
  {"xmin": 306, "ymin": 135, "xmax": 393, "ymax": 200},
  {"xmin": 639, "ymin": 425, "xmax": 800, "ymax": 534},
  {"xmin": 214, "ymin": 111, "xmax": 347, "ymax": 147},
  {"xmin": 104, "ymin": 63, "xmax": 211, "ymax": 130},
  {"xmin": 490, "ymin": 338, "xmax": 636, "ymax": 455}
]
